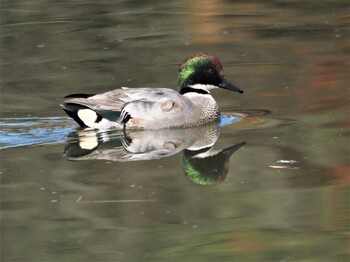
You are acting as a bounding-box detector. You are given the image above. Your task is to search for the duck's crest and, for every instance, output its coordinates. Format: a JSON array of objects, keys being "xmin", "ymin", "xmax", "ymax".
[{"xmin": 179, "ymin": 52, "xmax": 223, "ymax": 72}]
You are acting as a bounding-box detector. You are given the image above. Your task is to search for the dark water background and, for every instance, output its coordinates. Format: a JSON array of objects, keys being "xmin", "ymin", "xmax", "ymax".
[{"xmin": 1, "ymin": 1, "xmax": 349, "ymax": 261}]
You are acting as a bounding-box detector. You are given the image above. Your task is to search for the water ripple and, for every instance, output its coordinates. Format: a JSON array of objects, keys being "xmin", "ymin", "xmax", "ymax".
[
  {"xmin": 0, "ymin": 117, "xmax": 75, "ymax": 149},
  {"xmin": 0, "ymin": 111, "xmax": 279, "ymax": 149}
]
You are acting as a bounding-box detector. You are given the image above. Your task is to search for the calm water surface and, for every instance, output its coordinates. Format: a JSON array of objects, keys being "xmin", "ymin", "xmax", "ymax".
[{"xmin": 1, "ymin": 1, "xmax": 349, "ymax": 261}]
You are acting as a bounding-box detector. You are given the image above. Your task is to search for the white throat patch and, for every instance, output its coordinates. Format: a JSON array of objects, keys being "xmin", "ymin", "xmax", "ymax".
[{"xmin": 188, "ymin": 84, "xmax": 218, "ymax": 92}]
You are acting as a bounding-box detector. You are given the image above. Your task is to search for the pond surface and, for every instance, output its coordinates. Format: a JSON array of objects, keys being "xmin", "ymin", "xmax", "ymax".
[{"xmin": 1, "ymin": 1, "xmax": 349, "ymax": 261}]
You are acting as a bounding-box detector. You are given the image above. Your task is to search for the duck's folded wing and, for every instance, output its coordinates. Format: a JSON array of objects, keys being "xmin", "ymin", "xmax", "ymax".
[
  {"xmin": 62, "ymin": 89, "xmax": 126, "ymax": 111},
  {"xmin": 63, "ymin": 88, "xmax": 182, "ymax": 110}
]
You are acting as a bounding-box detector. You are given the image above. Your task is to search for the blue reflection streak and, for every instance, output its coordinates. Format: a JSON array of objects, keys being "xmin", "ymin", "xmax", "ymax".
[
  {"xmin": 0, "ymin": 117, "xmax": 76, "ymax": 149},
  {"xmin": 219, "ymin": 115, "xmax": 243, "ymax": 127}
]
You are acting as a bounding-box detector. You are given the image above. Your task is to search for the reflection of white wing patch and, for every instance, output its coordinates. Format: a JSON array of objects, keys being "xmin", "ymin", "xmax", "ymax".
[{"xmin": 79, "ymin": 135, "xmax": 98, "ymax": 150}]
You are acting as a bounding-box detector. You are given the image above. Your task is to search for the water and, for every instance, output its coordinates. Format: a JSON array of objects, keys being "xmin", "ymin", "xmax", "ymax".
[{"xmin": 1, "ymin": 1, "xmax": 349, "ymax": 261}]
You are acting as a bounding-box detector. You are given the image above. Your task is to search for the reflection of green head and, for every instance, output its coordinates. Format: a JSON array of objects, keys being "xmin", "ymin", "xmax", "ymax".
[
  {"xmin": 183, "ymin": 156, "xmax": 219, "ymax": 186},
  {"xmin": 182, "ymin": 142, "xmax": 246, "ymax": 186},
  {"xmin": 182, "ymin": 152, "xmax": 230, "ymax": 186}
]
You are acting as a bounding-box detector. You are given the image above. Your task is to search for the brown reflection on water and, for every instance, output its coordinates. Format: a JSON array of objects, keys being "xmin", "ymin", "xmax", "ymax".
[
  {"xmin": 294, "ymin": 46, "xmax": 349, "ymax": 112},
  {"xmin": 187, "ymin": 0, "xmax": 226, "ymax": 44}
]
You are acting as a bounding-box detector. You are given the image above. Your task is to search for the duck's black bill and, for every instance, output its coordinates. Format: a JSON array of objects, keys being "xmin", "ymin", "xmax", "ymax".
[{"xmin": 219, "ymin": 78, "xmax": 244, "ymax": 94}]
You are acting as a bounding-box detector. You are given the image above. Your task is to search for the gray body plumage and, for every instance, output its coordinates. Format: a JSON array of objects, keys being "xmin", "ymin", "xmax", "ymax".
[{"xmin": 62, "ymin": 87, "xmax": 220, "ymax": 129}]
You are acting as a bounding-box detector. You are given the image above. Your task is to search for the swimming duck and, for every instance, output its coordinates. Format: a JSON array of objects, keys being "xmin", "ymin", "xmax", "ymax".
[{"xmin": 61, "ymin": 52, "xmax": 243, "ymax": 129}]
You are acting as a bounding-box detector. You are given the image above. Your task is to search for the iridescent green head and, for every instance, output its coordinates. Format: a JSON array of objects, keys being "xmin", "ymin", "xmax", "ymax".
[{"xmin": 177, "ymin": 52, "xmax": 243, "ymax": 94}]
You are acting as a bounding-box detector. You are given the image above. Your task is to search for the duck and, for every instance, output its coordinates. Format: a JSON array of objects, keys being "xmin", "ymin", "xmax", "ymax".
[{"xmin": 61, "ymin": 52, "xmax": 243, "ymax": 130}]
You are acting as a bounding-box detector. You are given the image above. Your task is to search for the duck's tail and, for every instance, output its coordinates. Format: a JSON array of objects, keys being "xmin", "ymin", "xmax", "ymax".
[
  {"xmin": 61, "ymin": 102, "xmax": 102, "ymax": 128},
  {"xmin": 61, "ymin": 93, "xmax": 105, "ymax": 128}
]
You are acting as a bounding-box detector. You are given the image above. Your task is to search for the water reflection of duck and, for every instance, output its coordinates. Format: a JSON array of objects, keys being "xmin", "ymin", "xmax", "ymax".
[
  {"xmin": 64, "ymin": 123, "xmax": 245, "ymax": 185},
  {"xmin": 61, "ymin": 53, "xmax": 243, "ymax": 130}
]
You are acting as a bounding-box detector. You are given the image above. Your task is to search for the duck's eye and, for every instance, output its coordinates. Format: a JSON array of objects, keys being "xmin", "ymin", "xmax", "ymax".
[{"xmin": 207, "ymin": 68, "xmax": 214, "ymax": 74}]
